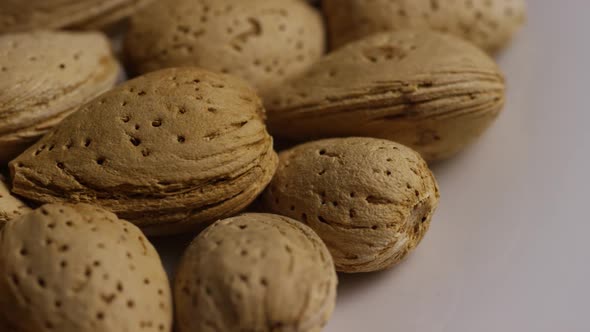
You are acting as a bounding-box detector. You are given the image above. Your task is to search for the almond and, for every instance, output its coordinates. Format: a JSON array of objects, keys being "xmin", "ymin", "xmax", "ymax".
[
  {"xmin": 261, "ymin": 137, "xmax": 440, "ymax": 273},
  {"xmin": 175, "ymin": 213, "xmax": 337, "ymax": 331},
  {"xmin": 0, "ymin": 203, "xmax": 172, "ymax": 331},
  {"xmin": 265, "ymin": 30, "xmax": 505, "ymax": 161},
  {"xmin": 0, "ymin": 31, "xmax": 119, "ymax": 163},
  {"xmin": 10, "ymin": 67, "xmax": 278, "ymax": 236},
  {"xmin": 324, "ymin": 0, "xmax": 526, "ymax": 53},
  {"xmin": 0, "ymin": 0, "xmax": 155, "ymax": 32},
  {"xmin": 125, "ymin": 0, "xmax": 325, "ymax": 95}
]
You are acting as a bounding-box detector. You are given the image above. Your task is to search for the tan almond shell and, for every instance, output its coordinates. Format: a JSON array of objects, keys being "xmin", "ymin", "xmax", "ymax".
[
  {"xmin": 264, "ymin": 30, "xmax": 505, "ymax": 162},
  {"xmin": 73, "ymin": 0, "xmax": 156, "ymax": 30},
  {"xmin": 261, "ymin": 137, "xmax": 440, "ymax": 273},
  {"xmin": 124, "ymin": 0, "xmax": 325, "ymax": 95},
  {"xmin": 0, "ymin": 0, "xmax": 155, "ymax": 32},
  {"xmin": 324, "ymin": 0, "xmax": 526, "ymax": 53},
  {"xmin": 9, "ymin": 67, "xmax": 278, "ymax": 236},
  {"xmin": 175, "ymin": 213, "xmax": 337, "ymax": 332},
  {"xmin": 0, "ymin": 31, "xmax": 120, "ymax": 163},
  {"xmin": 0, "ymin": 175, "xmax": 31, "ymax": 229},
  {"xmin": 0, "ymin": 203, "xmax": 172, "ymax": 332}
]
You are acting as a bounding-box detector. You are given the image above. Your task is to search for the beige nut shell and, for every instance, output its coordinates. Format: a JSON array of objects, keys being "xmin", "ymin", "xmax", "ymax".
[
  {"xmin": 0, "ymin": 0, "xmax": 155, "ymax": 32},
  {"xmin": 324, "ymin": 0, "xmax": 526, "ymax": 53},
  {"xmin": 10, "ymin": 67, "xmax": 278, "ymax": 236},
  {"xmin": 0, "ymin": 175, "xmax": 30, "ymax": 229},
  {"xmin": 0, "ymin": 31, "xmax": 119, "ymax": 163},
  {"xmin": 175, "ymin": 213, "xmax": 337, "ymax": 332},
  {"xmin": 261, "ymin": 137, "xmax": 440, "ymax": 273},
  {"xmin": 0, "ymin": 203, "xmax": 172, "ymax": 332},
  {"xmin": 265, "ymin": 30, "xmax": 505, "ymax": 161},
  {"xmin": 125, "ymin": 0, "xmax": 325, "ymax": 95}
]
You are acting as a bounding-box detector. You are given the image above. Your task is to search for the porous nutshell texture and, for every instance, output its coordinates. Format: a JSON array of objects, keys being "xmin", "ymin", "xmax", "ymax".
[
  {"xmin": 0, "ymin": 0, "xmax": 155, "ymax": 32},
  {"xmin": 265, "ymin": 30, "xmax": 505, "ymax": 162},
  {"xmin": 175, "ymin": 213, "xmax": 337, "ymax": 332},
  {"xmin": 10, "ymin": 67, "xmax": 278, "ymax": 236},
  {"xmin": 324, "ymin": 0, "xmax": 526, "ymax": 53},
  {"xmin": 0, "ymin": 31, "xmax": 119, "ymax": 163},
  {"xmin": 0, "ymin": 203, "xmax": 172, "ymax": 332},
  {"xmin": 0, "ymin": 175, "xmax": 30, "ymax": 229},
  {"xmin": 261, "ymin": 137, "xmax": 440, "ymax": 273},
  {"xmin": 125, "ymin": 0, "xmax": 325, "ymax": 95}
]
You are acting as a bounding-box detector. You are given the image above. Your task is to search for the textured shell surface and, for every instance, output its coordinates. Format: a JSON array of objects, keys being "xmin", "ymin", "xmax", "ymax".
[
  {"xmin": 324, "ymin": 0, "xmax": 526, "ymax": 52},
  {"xmin": 261, "ymin": 137, "xmax": 440, "ymax": 273},
  {"xmin": 125, "ymin": 0, "xmax": 325, "ymax": 95},
  {"xmin": 0, "ymin": 0, "xmax": 156, "ymax": 32},
  {"xmin": 265, "ymin": 30, "xmax": 505, "ymax": 161},
  {"xmin": 0, "ymin": 203, "xmax": 172, "ymax": 332},
  {"xmin": 0, "ymin": 31, "xmax": 119, "ymax": 164},
  {"xmin": 175, "ymin": 213, "xmax": 337, "ymax": 332},
  {"xmin": 9, "ymin": 67, "xmax": 278, "ymax": 236}
]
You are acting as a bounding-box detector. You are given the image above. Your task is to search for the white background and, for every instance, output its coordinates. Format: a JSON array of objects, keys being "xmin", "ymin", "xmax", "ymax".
[{"xmin": 154, "ymin": 1, "xmax": 590, "ymax": 331}]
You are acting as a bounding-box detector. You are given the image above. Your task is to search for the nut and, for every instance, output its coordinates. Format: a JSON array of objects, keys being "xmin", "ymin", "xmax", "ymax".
[
  {"xmin": 0, "ymin": 31, "xmax": 119, "ymax": 163},
  {"xmin": 125, "ymin": 0, "xmax": 325, "ymax": 95},
  {"xmin": 0, "ymin": 0, "xmax": 156, "ymax": 32},
  {"xmin": 261, "ymin": 137, "xmax": 440, "ymax": 273},
  {"xmin": 9, "ymin": 67, "xmax": 278, "ymax": 236},
  {"xmin": 175, "ymin": 213, "xmax": 337, "ymax": 331},
  {"xmin": 324, "ymin": 0, "xmax": 526, "ymax": 53},
  {"xmin": 265, "ymin": 30, "xmax": 505, "ymax": 161},
  {"xmin": 0, "ymin": 203, "xmax": 172, "ymax": 331}
]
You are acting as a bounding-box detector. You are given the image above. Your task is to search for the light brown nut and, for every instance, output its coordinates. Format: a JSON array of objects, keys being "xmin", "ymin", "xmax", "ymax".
[
  {"xmin": 0, "ymin": 0, "xmax": 155, "ymax": 32},
  {"xmin": 265, "ymin": 30, "xmax": 505, "ymax": 162},
  {"xmin": 175, "ymin": 213, "xmax": 337, "ymax": 332},
  {"xmin": 261, "ymin": 137, "xmax": 440, "ymax": 273},
  {"xmin": 324, "ymin": 0, "xmax": 526, "ymax": 53},
  {"xmin": 0, "ymin": 175, "xmax": 30, "ymax": 229},
  {"xmin": 10, "ymin": 67, "xmax": 278, "ymax": 236},
  {"xmin": 0, "ymin": 31, "xmax": 119, "ymax": 164},
  {"xmin": 0, "ymin": 203, "xmax": 172, "ymax": 332},
  {"xmin": 125, "ymin": 0, "xmax": 325, "ymax": 95}
]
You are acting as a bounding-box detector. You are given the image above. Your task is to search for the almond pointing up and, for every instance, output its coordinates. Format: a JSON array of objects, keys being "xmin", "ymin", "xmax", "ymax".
[
  {"xmin": 0, "ymin": 203, "xmax": 172, "ymax": 331},
  {"xmin": 125, "ymin": 0, "xmax": 325, "ymax": 95}
]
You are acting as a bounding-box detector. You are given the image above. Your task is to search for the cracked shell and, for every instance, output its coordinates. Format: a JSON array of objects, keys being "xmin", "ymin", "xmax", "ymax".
[
  {"xmin": 324, "ymin": 0, "xmax": 526, "ymax": 53},
  {"xmin": 265, "ymin": 30, "xmax": 505, "ymax": 162},
  {"xmin": 125, "ymin": 0, "xmax": 325, "ymax": 95},
  {"xmin": 0, "ymin": 0, "xmax": 156, "ymax": 32},
  {"xmin": 261, "ymin": 137, "xmax": 440, "ymax": 273},
  {"xmin": 0, "ymin": 175, "xmax": 30, "ymax": 229},
  {"xmin": 0, "ymin": 203, "xmax": 172, "ymax": 332},
  {"xmin": 0, "ymin": 31, "xmax": 119, "ymax": 164},
  {"xmin": 175, "ymin": 213, "xmax": 337, "ymax": 332},
  {"xmin": 9, "ymin": 67, "xmax": 278, "ymax": 236}
]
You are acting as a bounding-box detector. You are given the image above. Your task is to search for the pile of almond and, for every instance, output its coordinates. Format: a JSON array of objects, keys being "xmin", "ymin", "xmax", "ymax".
[{"xmin": 0, "ymin": 0, "xmax": 525, "ymax": 331}]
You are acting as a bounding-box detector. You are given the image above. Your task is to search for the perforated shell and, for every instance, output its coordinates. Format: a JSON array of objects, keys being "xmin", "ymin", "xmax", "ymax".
[
  {"xmin": 324, "ymin": 0, "xmax": 526, "ymax": 52},
  {"xmin": 265, "ymin": 30, "xmax": 505, "ymax": 161},
  {"xmin": 9, "ymin": 68, "xmax": 278, "ymax": 236},
  {"xmin": 0, "ymin": 0, "xmax": 155, "ymax": 32},
  {"xmin": 175, "ymin": 213, "xmax": 337, "ymax": 331},
  {"xmin": 125, "ymin": 0, "xmax": 325, "ymax": 95},
  {"xmin": 261, "ymin": 137, "xmax": 440, "ymax": 273},
  {"xmin": 0, "ymin": 203, "xmax": 172, "ymax": 332},
  {"xmin": 0, "ymin": 31, "xmax": 119, "ymax": 163}
]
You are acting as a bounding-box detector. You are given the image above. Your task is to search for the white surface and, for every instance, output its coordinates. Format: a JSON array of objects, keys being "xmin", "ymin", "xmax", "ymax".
[{"xmin": 154, "ymin": 1, "xmax": 590, "ymax": 331}]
